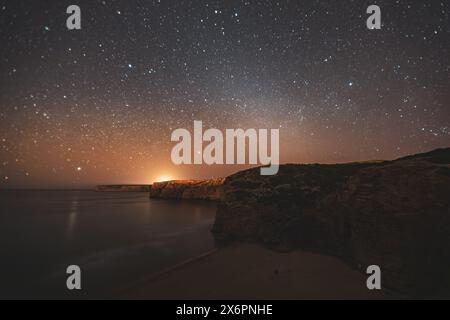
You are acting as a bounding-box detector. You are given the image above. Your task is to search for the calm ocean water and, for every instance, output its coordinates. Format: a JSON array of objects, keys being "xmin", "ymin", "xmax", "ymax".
[{"xmin": 0, "ymin": 190, "xmax": 217, "ymax": 299}]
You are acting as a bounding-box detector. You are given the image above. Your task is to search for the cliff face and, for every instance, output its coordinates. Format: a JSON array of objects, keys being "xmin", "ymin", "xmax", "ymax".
[
  {"xmin": 212, "ymin": 148, "xmax": 450, "ymax": 296},
  {"xmin": 149, "ymin": 178, "xmax": 225, "ymax": 201},
  {"xmin": 212, "ymin": 162, "xmax": 383, "ymax": 243}
]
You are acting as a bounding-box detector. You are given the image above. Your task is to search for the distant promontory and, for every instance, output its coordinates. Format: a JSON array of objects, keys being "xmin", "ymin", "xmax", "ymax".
[
  {"xmin": 95, "ymin": 185, "xmax": 151, "ymax": 192},
  {"xmin": 149, "ymin": 178, "xmax": 224, "ymax": 200}
]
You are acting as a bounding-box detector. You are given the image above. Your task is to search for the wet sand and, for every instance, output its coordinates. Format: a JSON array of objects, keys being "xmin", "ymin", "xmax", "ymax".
[{"xmin": 122, "ymin": 243, "xmax": 391, "ymax": 300}]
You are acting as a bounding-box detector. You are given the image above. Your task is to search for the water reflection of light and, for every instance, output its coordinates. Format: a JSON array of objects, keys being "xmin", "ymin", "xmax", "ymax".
[{"xmin": 66, "ymin": 197, "xmax": 79, "ymax": 240}]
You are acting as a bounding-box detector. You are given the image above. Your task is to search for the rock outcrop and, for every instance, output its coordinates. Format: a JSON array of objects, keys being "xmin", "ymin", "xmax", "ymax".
[
  {"xmin": 96, "ymin": 185, "xmax": 151, "ymax": 192},
  {"xmin": 149, "ymin": 178, "xmax": 224, "ymax": 201},
  {"xmin": 212, "ymin": 148, "xmax": 450, "ymax": 296}
]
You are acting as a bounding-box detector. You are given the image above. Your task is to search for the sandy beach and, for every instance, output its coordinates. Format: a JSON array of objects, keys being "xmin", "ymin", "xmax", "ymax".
[{"xmin": 122, "ymin": 243, "xmax": 390, "ymax": 300}]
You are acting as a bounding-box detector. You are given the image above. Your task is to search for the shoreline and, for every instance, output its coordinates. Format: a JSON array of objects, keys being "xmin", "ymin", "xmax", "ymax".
[
  {"xmin": 121, "ymin": 243, "xmax": 391, "ymax": 300},
  {"xmin": 112, "ymin": 249, "xmax": 219, "ymax": 299}
]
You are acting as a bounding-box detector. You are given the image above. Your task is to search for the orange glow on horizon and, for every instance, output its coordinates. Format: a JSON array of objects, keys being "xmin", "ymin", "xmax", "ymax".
[{"xmin": 153, "ymin": 175, "xmax": 174, "ymax": 183}]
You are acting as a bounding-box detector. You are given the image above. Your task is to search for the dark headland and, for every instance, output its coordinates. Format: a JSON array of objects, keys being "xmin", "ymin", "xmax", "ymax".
[
  {"xmin": 121, "ymin": 148, "xmax": 450, "ymax": 299},
  {"xmin": 95, "ymin": 184, "xmax": 151, "ymax": 192}
]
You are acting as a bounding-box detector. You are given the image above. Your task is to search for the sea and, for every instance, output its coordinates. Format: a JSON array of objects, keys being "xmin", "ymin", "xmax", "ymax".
[{"xmin": 0, "ymin": 190, "xmax": 217, "ymax": 299}]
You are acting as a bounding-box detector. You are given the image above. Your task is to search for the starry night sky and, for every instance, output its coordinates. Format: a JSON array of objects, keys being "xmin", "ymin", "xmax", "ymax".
[{"xmin": 0, "ymin": 0, "xmax": 449, "ymax": 188}]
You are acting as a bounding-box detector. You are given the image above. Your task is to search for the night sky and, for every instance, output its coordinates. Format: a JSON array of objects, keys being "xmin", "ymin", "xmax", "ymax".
[{"xmin": 0, "ymin": 0, "xmax": 449, "ymax": 188}]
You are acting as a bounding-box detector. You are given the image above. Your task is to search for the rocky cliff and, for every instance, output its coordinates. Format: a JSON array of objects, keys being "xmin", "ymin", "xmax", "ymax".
[
  {"xmin": 149, "ymin": 178, "xmax": 225, "ymax": 200},
  {"xmin": 212, "ymin": 148, "xmax": 450, "ymax": 296}
]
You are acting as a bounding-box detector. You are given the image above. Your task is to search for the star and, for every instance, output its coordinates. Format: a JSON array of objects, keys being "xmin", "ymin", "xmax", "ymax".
[{"xmin": 0, "ymin": 1, "xmax": 448, "ymax": 187}]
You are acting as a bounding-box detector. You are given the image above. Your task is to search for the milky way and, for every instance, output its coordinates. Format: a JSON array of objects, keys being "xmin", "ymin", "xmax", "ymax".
[{"xmin": 0, "ymin": 0, "xmax": 449, "ymax": 187}]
